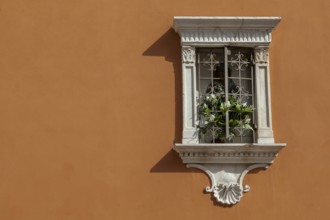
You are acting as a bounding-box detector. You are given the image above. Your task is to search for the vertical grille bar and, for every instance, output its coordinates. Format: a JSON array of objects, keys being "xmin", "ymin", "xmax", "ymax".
[{"xmin": 224, "ymin": 47, "xmax": 229, "ymax": 141}]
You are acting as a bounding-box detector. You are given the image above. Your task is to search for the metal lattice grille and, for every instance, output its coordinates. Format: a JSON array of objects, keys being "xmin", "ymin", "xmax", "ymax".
[{"xmin": 197, "ymin": 47, "xmax": 255, "ymax": 143}]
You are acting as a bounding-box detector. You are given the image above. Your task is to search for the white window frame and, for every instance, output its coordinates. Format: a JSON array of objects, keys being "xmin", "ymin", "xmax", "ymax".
[
  {"xmin": 172, "ymin": 17, "xmax": 286, "ymax": 205},
  {"xmin": 173, "ymin": 16, "xmax": 280, "ymax": 144}
]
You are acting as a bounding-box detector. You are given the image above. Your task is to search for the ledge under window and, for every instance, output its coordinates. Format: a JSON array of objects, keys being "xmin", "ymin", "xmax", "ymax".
[{"xmin": 174, "ymin": 143, "xmax": 285, "ymax": 164}]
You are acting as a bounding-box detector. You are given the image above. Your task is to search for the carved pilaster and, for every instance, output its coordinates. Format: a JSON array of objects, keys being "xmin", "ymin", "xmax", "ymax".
[
  {"xmin": 254, "ymin": 46, "xmax": 274, "ymax": 143},
  {"xmin": 181, "ymin": 46, "xmax": 198, "ymax": 143}
]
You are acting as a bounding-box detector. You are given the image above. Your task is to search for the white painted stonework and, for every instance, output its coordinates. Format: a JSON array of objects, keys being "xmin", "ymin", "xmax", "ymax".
[
  {"xmin": 174, "ymin": 144, "xmax": 285, "ymax": 205},
  {"xmin": 172, "ymin": 16, "xmax": 286, "ymax": 205},
  {"xmin": 174, "ymin": 143, "xmax": 285, "ymax": 164},
  {"xmin": 174, "ymin": 143, "xmax": 285, "ymax": 204},
  {"xmin": 173, "ymin": 16, "xmax": 280, "ymax": 47}
]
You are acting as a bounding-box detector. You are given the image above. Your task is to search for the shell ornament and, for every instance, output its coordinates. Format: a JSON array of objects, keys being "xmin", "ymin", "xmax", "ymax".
[{"xmin": 213, "ymin": 183, "xmax": 243, "ymax": 205}]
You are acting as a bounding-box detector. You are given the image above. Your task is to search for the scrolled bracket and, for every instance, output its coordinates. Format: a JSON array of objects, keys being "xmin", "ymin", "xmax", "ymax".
[
  {"xmin": 174, "ymin": 143, "xmax": 285, "ymax": 205},
  {"xmin": 187, "ymin": 163, "xmax": 269, "ymax": 205}
]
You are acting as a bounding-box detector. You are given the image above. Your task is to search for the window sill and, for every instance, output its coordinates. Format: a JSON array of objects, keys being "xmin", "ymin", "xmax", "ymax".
[{"xmin": 174, "ymin": 143, "xmax": 285, "ymax": 164}]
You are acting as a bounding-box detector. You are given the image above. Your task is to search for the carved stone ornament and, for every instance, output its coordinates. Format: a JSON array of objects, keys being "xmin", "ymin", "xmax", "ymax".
[
  {"xmin": 173, "ymin": 16, "xmax": 281, "ymax": 46},
  {"xmin": 172, "ymin": 17, "xmax": 286, "ymax": 205},
  {"xmin": 180, "ymin": 30, "xmax": 271, "ymax": 45},
  {"xmin": 182, "ymin": 46, "xmax": 195, "ymax": 63},
  {"xmin": 255, "ymin": 47, "xmax": 269, "ymax": 63},
  {"xmin": 174, "ymin": 143, "xmax": 286, "ymax": 205}
]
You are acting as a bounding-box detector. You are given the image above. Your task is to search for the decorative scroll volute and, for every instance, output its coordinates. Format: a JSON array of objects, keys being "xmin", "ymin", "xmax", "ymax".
[
  {"xmin": 254, "ymin": 47, "xmax": 269, "ymax": 64},
  {"xmin": 182, "ymin": 46, "xmax": 195, "ymax": 63}
]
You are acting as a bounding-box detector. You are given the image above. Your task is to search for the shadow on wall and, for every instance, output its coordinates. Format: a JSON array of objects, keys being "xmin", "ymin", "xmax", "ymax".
[
  {"xmin": 143, "ymin": 28, "xmax": 182, "ymax": 144},
  {"xmin": 143, "ymin": 28, "xmax": 192, "ymax": 173},
  {"xmin": 149, "ymin": 150, "xmax": 193, "ymax": 173}
]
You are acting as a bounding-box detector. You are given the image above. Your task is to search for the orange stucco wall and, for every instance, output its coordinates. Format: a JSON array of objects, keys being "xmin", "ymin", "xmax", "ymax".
[{"xmin": 0, "ymin": 0, "xmax": 329, "ymax": 219}]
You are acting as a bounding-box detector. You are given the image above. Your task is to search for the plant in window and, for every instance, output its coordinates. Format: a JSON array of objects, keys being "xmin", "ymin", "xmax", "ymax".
[{"xmin": 198, "ymin": 84, "xmax": 254, "ymax": 143}]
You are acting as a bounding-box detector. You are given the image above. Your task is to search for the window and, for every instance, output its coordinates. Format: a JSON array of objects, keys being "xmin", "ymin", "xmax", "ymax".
[
  {"xmin": 172, "ymin": 17, "xmax": 286, "ymax": 205},
  {"xmin": 173, "ymin": 16, "xmax": 281, "ymax": 144},
  {"xmin": 197, "ymin": 47, "xmax": 255, "ymax": 143}
]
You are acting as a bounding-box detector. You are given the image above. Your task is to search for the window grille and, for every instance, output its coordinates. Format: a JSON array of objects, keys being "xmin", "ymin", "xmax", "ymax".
[{"xmin": 197, "ymin": 47, "xmax": 255, "ymax": 143}]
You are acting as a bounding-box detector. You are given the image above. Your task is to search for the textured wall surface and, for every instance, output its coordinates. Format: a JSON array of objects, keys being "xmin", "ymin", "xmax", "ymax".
[{"xmin": 0, "ymin": 0, "xmax": 329, "ymax": 219}]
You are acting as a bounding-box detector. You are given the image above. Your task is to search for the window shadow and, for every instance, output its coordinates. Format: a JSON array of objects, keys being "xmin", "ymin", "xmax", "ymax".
[
  {"xmin": 143, "ymin": 28, "xmax": 191, "ymax": 173},
  {"xmin": 150, "ymin": 150, "xmax": 195, "ymax": 173},
  {"xmin": 143, "ymin": 28, "xmax": 182, "ymax": 144}
]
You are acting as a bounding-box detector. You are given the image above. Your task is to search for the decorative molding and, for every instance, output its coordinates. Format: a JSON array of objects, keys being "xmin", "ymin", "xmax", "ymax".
[
  {"xmin": 179, "ymin": 151, "xmax": 278, "ymax": 163},
  {"xmin": 174, "ymin": 144, "xmax": 285, "ymax": 205},
  {"xmin": 182, "ymin": 46, "xmax": 195, "ymax": 63},
  {"xmin": 175, "ymin": 143, "xmax": 284, "ymax": 164},
  {"xmin": 173, "ymin": 16, "xmax": 281, "ymax": 46},
  {"xmin": 180, "ymin": 30, "xmax": 271, "ymax": 45}
]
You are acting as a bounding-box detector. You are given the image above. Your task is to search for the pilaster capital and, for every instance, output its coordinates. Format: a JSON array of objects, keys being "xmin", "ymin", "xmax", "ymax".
[
  {"xmin": 254, "ymin": 46, "xmax": 269, "ymax": 64},
  {"xmin": 182, "ymin": 46, "xmax": 196, "ymax": 64}
]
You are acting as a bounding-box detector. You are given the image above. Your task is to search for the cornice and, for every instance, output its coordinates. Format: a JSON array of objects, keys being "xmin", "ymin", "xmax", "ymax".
[
  {"xmin": 173, "ymin": 16, "xmax": 281, "ymax": 46},
  {"xmin": 173, "ymin": 16, "xmax": 281, "ymax": 31}
]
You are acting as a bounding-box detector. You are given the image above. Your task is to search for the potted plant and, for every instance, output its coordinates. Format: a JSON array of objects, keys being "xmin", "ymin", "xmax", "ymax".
[{"xmin": 198, "ymin": 84, "xmax": 254, "ymax": 143}]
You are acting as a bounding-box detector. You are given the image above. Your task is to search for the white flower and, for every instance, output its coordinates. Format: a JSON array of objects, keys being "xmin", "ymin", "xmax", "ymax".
[
  {"xmin": 242, "ymin": 102, "xmax": 247, "ymax": 107},
  {"xmin": 209, "ymin": 114, "xmax": 215, "ymax": 121},
  {"xmin": 210, "ymin": 94, "xmax": 215, "ymax": 99},
  {"xmin": 225, "ymin": 101, "xmax": 231, "ymax": 108},
  {"xmin": 206, "ymin": 96, "xmax": 210, "ymax": 100}
]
